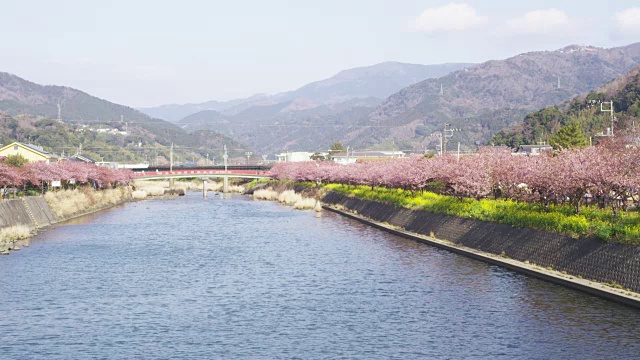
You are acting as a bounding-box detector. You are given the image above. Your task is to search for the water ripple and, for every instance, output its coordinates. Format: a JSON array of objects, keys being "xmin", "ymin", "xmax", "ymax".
[{"xmin": 2, "ymin": 193, "xmax": 640, "ymax": 359}]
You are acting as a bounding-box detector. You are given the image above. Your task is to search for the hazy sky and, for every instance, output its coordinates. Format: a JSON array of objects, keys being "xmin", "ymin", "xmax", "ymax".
[{"xmin": 1, "ymin": 0, "xmax": 639, "ymax": 107}]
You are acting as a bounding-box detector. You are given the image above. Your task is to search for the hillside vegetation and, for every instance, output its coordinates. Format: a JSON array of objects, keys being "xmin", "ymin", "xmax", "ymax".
[
  {"xmin": 339, "ymin": 43, "xmax": 640, "ymax": 153},
  {"xmin": 492, "ymin": 65, "xmax": 640, "ymax": 147},
  {"xmin": 0, "ymin": 72, "xmax": 248, "ymax": 163}
]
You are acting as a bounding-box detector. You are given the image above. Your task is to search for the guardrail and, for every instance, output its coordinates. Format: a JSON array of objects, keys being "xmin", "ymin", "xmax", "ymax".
[{"xmin": 133, "ymin": 169, "xmax": 272, "ymax": 178}]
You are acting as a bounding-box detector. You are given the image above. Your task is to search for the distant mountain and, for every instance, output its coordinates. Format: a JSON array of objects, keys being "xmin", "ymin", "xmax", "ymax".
[
  {"xmin": 0, "ymin": 72, "xmax": 247, "ymax": 162},
  {"xmin": 177, "ymin": 97, "xmax": 383, "ymax": 153},
  {"xmin": 274, "ymin": 61, "xmax": 473, "ymax": 105},
  {"xmin": 139, "ymin": 93, "xmax": 270, "ymax": 123},
  {"xmin": 0, "ymin": 72, "xmax": 150, "ymax": 123},
  {"xmin": 491, "ymin": 64, "xmax": 640, "ymax": 148},
  {"xmin": 175, "ymin": 43, "xmax": 640, "ymax": 154},
  {"xmin": 140, "ymin": 62, "xmax": 473, "ymax": 122},
  {"xmin": 336, "ymin": 43, "xmax": 640, "ymax": 152}
]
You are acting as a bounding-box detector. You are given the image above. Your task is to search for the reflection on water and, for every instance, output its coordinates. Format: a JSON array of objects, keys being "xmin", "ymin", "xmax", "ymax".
[{"xmin": 1, "ymin": 193, "xmax": 639, "ymax": 358}]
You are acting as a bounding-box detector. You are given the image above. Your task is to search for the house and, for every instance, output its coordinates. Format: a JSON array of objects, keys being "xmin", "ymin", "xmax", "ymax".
[
  {"xmin": 0, "ymin": 142, "xmax": 59, "ymax": 163},
  {"xmin": 515, "ymin": 144, "xmax": 553, "ymax": 156},
  {"xmin": 68, "ymin": 153, "xmax": 96, "ymax": 163},
  {"xmin": 332, "ymin": 150, "xmax": 405, "ymax": 165}
]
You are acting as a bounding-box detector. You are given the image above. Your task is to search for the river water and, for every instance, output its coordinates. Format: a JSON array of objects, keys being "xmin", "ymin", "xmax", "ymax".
[{"xmin": 2, "ymin": 193, "xmax": 640, "ymax": 359}]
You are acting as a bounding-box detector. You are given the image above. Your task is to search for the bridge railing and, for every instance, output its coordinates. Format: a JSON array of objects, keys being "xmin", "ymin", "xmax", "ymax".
[{"xmin": 133, "ymin": 169, "xmax": 272, "ymax": 178}]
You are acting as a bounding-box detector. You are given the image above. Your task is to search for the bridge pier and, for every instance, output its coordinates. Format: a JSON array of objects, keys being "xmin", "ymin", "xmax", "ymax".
[
  {"xmin": 203, "ymin": 179, "xmax": 208, "ymax": 198},
  {"xmin": 223, "ymin": 177, "xmax": 229, "ymax": 193},
  {"xmin": 169, "ymin": 178, "xmax": 175, "ymax": 190}
]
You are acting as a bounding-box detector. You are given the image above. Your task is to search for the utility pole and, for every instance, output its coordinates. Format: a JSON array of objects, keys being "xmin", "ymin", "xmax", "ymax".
[
  {"xmin": 170, "ymin": 143, "xmax": 174, "ymax": 171},
  {"xmin": 601, "ymin": 101, "xmax": 615, "ymax": 136},
  {"xmin": 432, "ymin": 123, "xmax": 460, "ymax": 156},
  {"xmin": 440, "ymin": 83, "xmax": 444, "ymax": 96},
  {"xmin": 206, "ymin": 153, "xmax": 209, "ymax": 166},
  {"xmin": 443, "ymin": 124, "xmax": 449, "ymax": 155},
  {"xmin": 57, "ymin": 103, "xmax": 62, "ymax": 122},
  {"xmin": 442, "ymin": 123, "xmax": 459, "ymax": 155},
  {"xmin": 223, "ymin": 144, "xmax": 228, "ymax": 171},
  {"xmin": 262, "ymin": 154, "xmax": 267, "ymax": 165},
  {"xmin": 222, "ymin": 145, "xmax": 229, "ymax": 193},
  {"xmin": 432, "ymin": 132, "xmax": 443, "ymax": 156},
  {"xmin": 245, "ymin": 151, "xmax": 253, "ymax": 165}
]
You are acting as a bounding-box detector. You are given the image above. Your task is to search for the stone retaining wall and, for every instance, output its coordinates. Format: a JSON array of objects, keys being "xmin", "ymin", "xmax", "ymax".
[{"xmin": 323, "ymin": 192, "xmax": 640, "ymax": 293}]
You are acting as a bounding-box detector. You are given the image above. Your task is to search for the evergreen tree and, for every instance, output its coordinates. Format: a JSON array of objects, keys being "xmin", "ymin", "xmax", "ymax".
[
  {"xmin": 550, "ymin": 122, "xmax": 589, "ymax": 150},
  {"xmin": 4, "ymin": 154, "xmax": 29, "ymax": 168},
  {"xmin": 330, "ymin": 142, "xmax": 346, "ymax": 152}
]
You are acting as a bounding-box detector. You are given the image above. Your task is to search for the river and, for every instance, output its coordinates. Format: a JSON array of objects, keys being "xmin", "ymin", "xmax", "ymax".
[{"xmin": 2, "ymin": 192, "xmax": 640, "ymax": 359}]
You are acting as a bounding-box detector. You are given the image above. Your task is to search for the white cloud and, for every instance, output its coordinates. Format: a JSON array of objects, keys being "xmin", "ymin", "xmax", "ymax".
[
  {"xmin": 614, "ymin": 8, "xmax": 640, "ymax": 35},
  {"xmin": 414, "ymin": 3, "xmax": 488, "ymax": 33},
  {"xmin": 506, "ymin": 9, "xmax": 572, "ymax": 35}
]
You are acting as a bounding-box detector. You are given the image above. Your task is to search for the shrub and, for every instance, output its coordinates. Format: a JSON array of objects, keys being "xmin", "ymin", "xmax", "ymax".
[
  {"xmin": 0, "ymin": 225, "xmax": 32, "ymax": 242},
  {"xmin": 132, "ymin": 190, "xmax": 148, "ymax": 199},
  {"xmin": 325, "ymin": 183, "xmax": 640, "ymax": 243}
]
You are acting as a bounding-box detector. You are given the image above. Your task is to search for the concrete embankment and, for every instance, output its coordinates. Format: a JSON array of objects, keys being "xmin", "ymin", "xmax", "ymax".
[
  {"xmin": 322, "ymin": 191, "xmax": 640, "ymax": 308},
  {"xmin": 0, "ymin": 197, "xmax": 57, "ymax": 230},
  {"xmin": 1, "ymin": 188, "xmax": 133, "ymax": 251}
]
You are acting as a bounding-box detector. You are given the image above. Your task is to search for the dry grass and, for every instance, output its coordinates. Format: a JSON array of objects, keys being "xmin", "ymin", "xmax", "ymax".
[
  {"xmin": 206, "ymin": 182, "xmax": 244, "ymax": 193},
  {"xmin": 145, "ymin": 186, "xmax": 166, "ymax": 196},
  {"xmin": 132, "ymin": 190, "xmax": 148, "ymax": 199},
  {"xmin": 135, "ymin": 180, "xmax": 177, "ymax": 195},
  {"xmin": 254, "ymin": 188, "xmax": 279, "ymax": 200},
  {"xmin": 135, "ymin": 179, "xmax": 169, "ymax": 188},
  {"xmin": 293, "ymin": 198, "xmax": 317, "ymax": 210},
  {"xmin": 134, "ymin": 179, "xmax": 245, "ymax": 194},
  {"xmin": 0, "ymin": 225, "xmax": 32, "ymax": 243},
  {"xmin": 228, "ymin": 185, "xmax": 245, "ymax": 193},
  {"xmin": 45, "ymin": 187, "xmax": 132, "ymax": 219},
  {"xmin": 278, "ymin": 190, "xmax": 301, "ymax": 205},
  {"xmin": 255, "ymin": 188, "xmax": 318, "ymax": 210}
]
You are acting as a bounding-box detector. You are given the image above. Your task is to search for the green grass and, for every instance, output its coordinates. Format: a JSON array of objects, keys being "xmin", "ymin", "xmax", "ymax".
[{"xmin": 324, "ymin": 184, "xmax": 640, "ymax": 244}]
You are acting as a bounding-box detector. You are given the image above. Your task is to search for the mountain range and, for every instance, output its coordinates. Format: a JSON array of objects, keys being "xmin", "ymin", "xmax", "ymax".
[
  {"xmin": 141, "ymin": 43, "xmax": 640, "ymax": 155},
  {"xmin": 3, "ymin": 42, "xmax": 640, "ymax": 158},
  {"xmin": 139, "ymin": 62, "xmax": 473, "ymax": 122},
  {"xmin": 347, "ymin": 43, "xmax": 640, "ymax": 152}
]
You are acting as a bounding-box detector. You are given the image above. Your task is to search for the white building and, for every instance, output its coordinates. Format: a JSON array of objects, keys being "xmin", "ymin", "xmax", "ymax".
[
  {"xmin": 332, "ymin": 150, "xmax": 406, "ymax": 165},
  {"xmin": 276, "ymin": 151, "xmax": 315, "ymax": 162}
]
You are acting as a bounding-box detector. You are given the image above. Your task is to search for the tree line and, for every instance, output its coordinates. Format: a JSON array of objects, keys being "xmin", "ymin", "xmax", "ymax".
[
  {"xmin": 0, "ymin": 158, "xmax": 134, "ymax": 193},
  {"xmin": 271, "ymin": 138, "xmax": 640, "ymax": 215}
]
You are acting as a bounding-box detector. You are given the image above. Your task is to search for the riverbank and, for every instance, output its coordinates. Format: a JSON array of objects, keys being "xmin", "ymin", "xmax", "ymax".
[
  {"xmin": 0, "ymin": 187, "xmax": 135, "ymax": 254},
  {"xmin": 6, "ymin": 191, "xmax": 639, "ymax": 358},
  {"xmin": 0, "ymin": 182, "xmax": 188, "ymax": 254},
  {"xmin": 249, "ymin": 181, "xmax": 323, "ymax": 211},
  {"xmin": 322, "ymin": 191, "xmax": 640, "ymax": 308}
]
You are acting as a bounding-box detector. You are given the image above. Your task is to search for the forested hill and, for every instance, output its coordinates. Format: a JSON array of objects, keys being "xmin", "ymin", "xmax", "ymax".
[
  {"xmin": 0, "ymin": 72, "xmax": 248, "ymax": 162},
  {"xmin": 0, "ymin": 72, "xmax": 150, "ymax": 122},
  {"xmin": 338, "ymin": 43, "xmax": 640, "ymax": 152},
  {"xmin": 491, "ymin": 65, "xmax": 640, "ymax": 148}
]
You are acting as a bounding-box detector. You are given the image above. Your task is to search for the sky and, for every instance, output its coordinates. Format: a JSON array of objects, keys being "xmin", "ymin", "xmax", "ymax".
[{"xmin": 1, "ymin": 0, "xmax": 640, "ymax": 108}]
